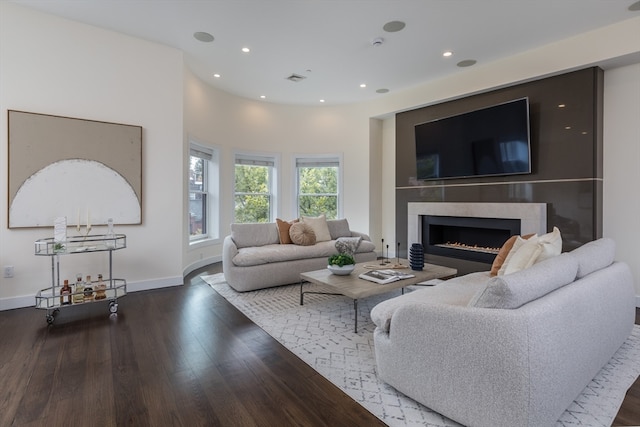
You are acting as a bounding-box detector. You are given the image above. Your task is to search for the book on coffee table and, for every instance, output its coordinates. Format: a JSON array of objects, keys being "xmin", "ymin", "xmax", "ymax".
[{"xmin": 359, "ymin": 269, "xmax": 415, "ymax": 284}]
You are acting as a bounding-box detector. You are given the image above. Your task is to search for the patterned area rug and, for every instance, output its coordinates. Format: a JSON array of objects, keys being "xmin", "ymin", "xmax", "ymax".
[{"xmin": 202, "ymin": 273, "xmax": 640, "ymax": 427}]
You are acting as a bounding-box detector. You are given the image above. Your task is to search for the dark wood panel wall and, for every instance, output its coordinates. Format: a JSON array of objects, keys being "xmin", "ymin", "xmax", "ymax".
[{"xmin": 395, "ymin": 67, "xmax": 604, "ymax": 274}]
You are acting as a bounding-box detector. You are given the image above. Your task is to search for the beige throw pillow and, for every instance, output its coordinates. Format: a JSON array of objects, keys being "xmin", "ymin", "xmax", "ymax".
[
  {"xmin": 490, "ymin": 233, "xmax": 535, "ymax": 276},
  {"xmin": 497, "ymin": 234, "xmax": 537, "ymax": 276},
  {"xmin": 503, "ymin": 236, "xmax": 543, "ymax": 275},
  {"xmin": 301, "ymin": 214, "xmax": 332, "ymax": 242},
  {"xmin": 534, "ymin": 227, "xmax": 562, "ymax": 264},
  {"xmin": 289, "ymin": 222, "xmax": 316, "ymax": 246}
]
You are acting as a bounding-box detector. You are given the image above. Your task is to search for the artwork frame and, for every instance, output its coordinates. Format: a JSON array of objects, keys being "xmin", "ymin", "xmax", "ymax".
[{"xmin": 7, "ymin": 110, "xmax": 143, "ymax": 229}]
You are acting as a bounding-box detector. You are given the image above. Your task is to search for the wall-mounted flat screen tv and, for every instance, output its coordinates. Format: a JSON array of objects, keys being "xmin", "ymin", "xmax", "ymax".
[{"xmin": 415, "ymin": 98, "xmax": 531, "ymax": 181}]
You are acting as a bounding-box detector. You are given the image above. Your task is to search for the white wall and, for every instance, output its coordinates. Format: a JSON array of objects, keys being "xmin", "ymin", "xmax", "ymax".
[
  {"xmin": 0, "ymin": 3, "xmax": 185, "ymax": 309},
  {"xmin": 603, "ymin": 63, "xmax": 640, "ymax": 299}
]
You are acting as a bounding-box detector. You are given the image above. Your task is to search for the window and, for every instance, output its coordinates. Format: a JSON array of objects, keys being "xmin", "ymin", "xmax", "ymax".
[
  {"xmin": 295, "ymin": 156, "xmax": 341, "ymax": 219},
  {"xmin": 189, "ymin": 143, "xmax": 218, "ymax": 241},
  {"xmin": 234, "ymin": 153, "xmax": 276, "ymax": 223}
]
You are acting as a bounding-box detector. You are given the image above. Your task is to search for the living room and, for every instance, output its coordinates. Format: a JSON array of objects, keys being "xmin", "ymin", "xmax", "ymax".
[
  {"xmin": 1, "ymin": 2, "xmax": 638, "ymax": 311},
  {"xmin": 1, "ymin": 2, "xmax": 640, "ymax": 426}
]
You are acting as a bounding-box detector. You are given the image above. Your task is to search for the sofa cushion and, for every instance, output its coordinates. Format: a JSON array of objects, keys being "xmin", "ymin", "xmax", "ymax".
[
  {"xmin": 327, "ymin": 218, "xmax": 352, "ymax": 240},
  {"xmin": 470, "ymin": 253, "xmax": 579, "ymax": 309},
  {"xmin": 570, "ymin": 237, "xmax": 616, "ymax": 279},
  {"xmin": 371, "ymin": 272, "xmax": 490, "ymax": 333},
  {"xmin": 276, "ymin": 218, "xmax": 298, "ymax": 244},
  {"xmin": 231, "ymin": 222, "xmax": 279, "ymax": 248},
  {"xmin": 301, "ymin": 214, "xmax": 332, "ymax": 242},
  {"xmin": 289, "ymin": 222, "xmax": 316, "ymax": 246}
]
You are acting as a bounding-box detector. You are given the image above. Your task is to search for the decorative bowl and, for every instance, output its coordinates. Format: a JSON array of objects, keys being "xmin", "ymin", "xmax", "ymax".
[{"xmin": 327, "ymin": 264, "xmax": 355, "ymax": 275}]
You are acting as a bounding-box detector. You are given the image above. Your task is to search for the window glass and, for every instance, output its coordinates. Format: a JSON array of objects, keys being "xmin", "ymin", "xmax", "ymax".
[
  {"xmin": 234, "ymin": 154, "xmax": 275, "ymax": 223},
  {"xmin": 296, "ymin": 157, "xmax": 340, "ymax": 219},
  {"xmin": 189, "ymin": 143, "xmax": 218, "ymax": 241}
]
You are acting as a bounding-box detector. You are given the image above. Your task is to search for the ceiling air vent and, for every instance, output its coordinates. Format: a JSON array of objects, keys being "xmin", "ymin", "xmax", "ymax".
[{"xmin": 286, "ymin": 73, "xmax": 306, "ymax": 83}]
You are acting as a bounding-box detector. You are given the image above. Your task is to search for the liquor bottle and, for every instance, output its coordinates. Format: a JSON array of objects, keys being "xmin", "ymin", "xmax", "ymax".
[
  {"xmin": 83, "ymin": 275, "xmax": 94, "ymax": 302},
  {"xmin": 73, "ymin": 273, "xmax": 84, "ymax": 304},
  {"xmin": 60, "ymin": 279, "xmax": 72, "ymax": 305},
  {"xmin": 95, "ymin": 274, "xmax": 107, "ymax": 300}
]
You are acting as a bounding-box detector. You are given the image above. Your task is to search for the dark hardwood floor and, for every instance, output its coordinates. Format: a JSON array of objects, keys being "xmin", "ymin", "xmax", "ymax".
[{"xmin": 0, "ymin": 263, "xmax": 638, "ymax": 427}]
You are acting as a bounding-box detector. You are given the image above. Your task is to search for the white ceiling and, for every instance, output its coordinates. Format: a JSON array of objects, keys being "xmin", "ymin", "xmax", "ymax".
[{"xmin": 11, "ymin": 0, "xmax": 640, "ymax": 106}]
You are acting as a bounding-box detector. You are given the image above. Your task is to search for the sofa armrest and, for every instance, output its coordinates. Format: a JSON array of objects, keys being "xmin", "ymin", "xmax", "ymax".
[
  {"xmin": 375, "ymin": 303, "xmax": 532, "ymax": 427},
  {"xmin": 222, "ymin": 235, "xmax": 239, "ymax": 270},
  {"xmin": 350, "ymin": 230, "xmax": 371, "ymax": 241}
]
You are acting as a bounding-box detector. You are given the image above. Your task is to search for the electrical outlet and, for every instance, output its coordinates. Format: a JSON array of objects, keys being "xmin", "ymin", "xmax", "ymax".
[{"xmin": 3, "ymin": 266, "xmax": 14, "ymax": 278}]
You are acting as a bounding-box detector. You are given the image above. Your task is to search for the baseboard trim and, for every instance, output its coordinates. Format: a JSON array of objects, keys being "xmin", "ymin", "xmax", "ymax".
[
  {"xmin": 0, "ymin": 276, "xmax": 184, "ymax": 311},
  {"xmin": 183, "ymin": 256, "xmax": 222, "ymax": 277},
  {"xmin": 0, "ymin": 294, "xmax": 36, "ymax": 311}
]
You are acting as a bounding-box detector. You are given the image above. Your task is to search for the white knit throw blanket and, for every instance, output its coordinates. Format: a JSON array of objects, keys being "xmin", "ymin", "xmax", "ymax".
[{"xmin": 335, "ymin": 236, "xmax": 362, "ymax": 255}]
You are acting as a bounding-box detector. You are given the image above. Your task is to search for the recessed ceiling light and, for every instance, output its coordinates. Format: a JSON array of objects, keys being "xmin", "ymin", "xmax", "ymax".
[
  {"xmin": 260, "ymin": 95, "xmax": 266, "ymax": 99},
  {"xmin": 558, "ymin": 104, "xmax": 566, "ymax": 108},
  {"xmin": 383, "ymin": 21, "xmax": 406, "ymax": 32},
  {"xmin": 443, "ymin": 51, "xmax": 453, "ymax": 57},
  {"xmin": 213, "ymin": 73, "xmax": 221, "ymax": 78},
  {"xmin": 376, "ymin": 88, "xmax": 390, "ymax": 94},
  {"xmin": 629, "ymin": 0, "xmax": 640, "ymax": 11},
  {"xmin": 193, "ymin": 32, "xmax": 214, "ymax": 43},
  {"xmin": 360, "ymin": 83, "xmax": 367, "ymax": 88},
  {"xmin": 457, "ymin": 59, "xmax": 477, "ymax": 67},
  {"xmin": 319, "ymin": 99, "xmax": 325, "ymax": 103},
  {"xmin": 565, "ymin": 126, "xmax": 572, "ymax": 130},
  {"xmin": 242, "ymin": 47, "xmax": 250, "ymax": 53}
]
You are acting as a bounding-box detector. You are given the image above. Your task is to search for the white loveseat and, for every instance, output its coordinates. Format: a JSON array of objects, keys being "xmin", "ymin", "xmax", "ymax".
[
  {"xmin": 371, "ymin": 238, "xmax": 636, "ymax": 427},
  {"xmin": 222, "ymin": 218, "xmax": 377, "ymax": 292}
]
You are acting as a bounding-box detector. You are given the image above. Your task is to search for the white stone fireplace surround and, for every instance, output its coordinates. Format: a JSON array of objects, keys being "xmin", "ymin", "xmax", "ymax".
[{"xmin": 408, "ymin": 202, "xmax": 548, "ymax": 249}]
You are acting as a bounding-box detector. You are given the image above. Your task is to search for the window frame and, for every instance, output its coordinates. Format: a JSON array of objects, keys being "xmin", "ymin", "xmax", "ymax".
[
  {"xmin": 188, "ymin": 141, "xmax": 219, "ymax": 244},
  {"xmin": 293, "ymin": 154, "xmax": 343, "ymax": 219}
]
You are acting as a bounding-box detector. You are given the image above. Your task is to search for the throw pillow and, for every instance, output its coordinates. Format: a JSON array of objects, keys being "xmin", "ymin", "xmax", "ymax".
[
  {"xmin": 275, "ymin": 218, "xmax": 298, "ymax": 244},
  {"xmin": 492, "ymin": 233, "xmax": 536, "ymax": 276},
  {"xmin": 497, "ymin": 234, "xmax": 538, "ymax": 276},
  {"xmin": 503, "ymin": 236, "xmax": 542, "ymax": 275},
  {"xmin": 327, "ymin": 218, "xmax": 351, "ymax": 240},
  {"xmin": 301, "ymin": 214, "xmax": 332, "ymax": 242},
  {"xmin": 534, "ymin": 227, "xmax": 562, "ymax": 264},
  {"xmin": 289, "ymin": 222, "xmax": 316, "ymax": 246}
]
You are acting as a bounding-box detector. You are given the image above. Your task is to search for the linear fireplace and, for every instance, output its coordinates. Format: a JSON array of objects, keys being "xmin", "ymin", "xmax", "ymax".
[
  {"xmin": 408, "ymin": 202, "xmax": 547, "ymax": 265},
  {"xmin": 422, "ymin": 215, "xmax": 521, "ymax": 263}
]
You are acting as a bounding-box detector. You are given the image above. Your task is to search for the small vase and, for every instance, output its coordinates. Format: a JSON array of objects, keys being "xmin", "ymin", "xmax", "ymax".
[{"xmin": 409, "ymin": 243, "xmax": 424, "ymax": 271}]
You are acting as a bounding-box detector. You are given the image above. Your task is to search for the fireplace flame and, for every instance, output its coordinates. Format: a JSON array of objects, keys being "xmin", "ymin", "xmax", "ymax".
[{"xmin": 435, "ymin": 242, "xmax": 500, "ymax": 255}]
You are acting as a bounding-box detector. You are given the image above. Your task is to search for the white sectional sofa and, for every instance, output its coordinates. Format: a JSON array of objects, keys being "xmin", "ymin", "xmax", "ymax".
[
  {"xmin": 371, "ymin": 238, "xmax": 636, "ymax": 427},
  {"xmin": 222, "ymin": 218, "xmax": 377, "ymax": 292}
]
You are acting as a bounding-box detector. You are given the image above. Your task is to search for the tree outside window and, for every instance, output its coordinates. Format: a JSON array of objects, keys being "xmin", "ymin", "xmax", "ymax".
[
  {"xmin": 234, "ymin": 155, "xmax": 275, "ymax": 223},
  {"xmin": 296, "ymin": 157, "xmax": 340, "ymax": 219}
]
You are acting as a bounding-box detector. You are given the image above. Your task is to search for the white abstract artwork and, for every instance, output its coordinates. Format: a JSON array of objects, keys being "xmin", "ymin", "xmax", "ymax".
[
  {"xmin": 8, "ymin": 110, "xmax": 142, "ymax": 228},
  {"xmin": 10, "ymin": 160, "xmax": 140, "ymax": 228}
]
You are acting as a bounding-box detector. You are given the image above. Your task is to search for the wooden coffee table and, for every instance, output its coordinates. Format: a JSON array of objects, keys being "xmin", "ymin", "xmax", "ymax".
[{"xmin": 300, "ymin": 261, "xmax": 457, "ymax": 332}]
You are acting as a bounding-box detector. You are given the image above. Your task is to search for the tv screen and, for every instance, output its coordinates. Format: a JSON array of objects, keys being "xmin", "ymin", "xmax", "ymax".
[{"xmin": 415, "ymin": 98, "xmax": 531, "ymax": 181}]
